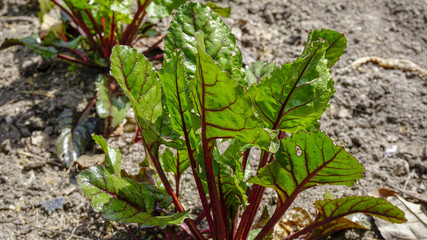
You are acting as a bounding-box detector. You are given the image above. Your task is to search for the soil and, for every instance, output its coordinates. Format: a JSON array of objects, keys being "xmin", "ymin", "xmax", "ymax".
[{"xmin": 0, "ymin": 0, "xmax": 426, "ymax": 239}]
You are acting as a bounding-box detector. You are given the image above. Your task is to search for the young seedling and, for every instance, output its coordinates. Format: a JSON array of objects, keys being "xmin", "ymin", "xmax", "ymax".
[{"xmin": 77, "ymin": 3, "xmax": 406, "ymax": 240}]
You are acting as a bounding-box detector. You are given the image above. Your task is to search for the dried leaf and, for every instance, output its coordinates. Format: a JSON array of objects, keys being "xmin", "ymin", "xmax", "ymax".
[
  {"xmin": 370, "ymin": 188, "xmax": 427, "ymax": 240},
  {"xmin": 273, "ymin": 207, "xmax": 313, "ymax": 240}
]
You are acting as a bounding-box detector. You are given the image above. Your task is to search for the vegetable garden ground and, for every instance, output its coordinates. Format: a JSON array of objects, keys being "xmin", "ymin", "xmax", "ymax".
[{"xmin": 0, "ymin": 0, "xmax": 425, "ymax": 239}]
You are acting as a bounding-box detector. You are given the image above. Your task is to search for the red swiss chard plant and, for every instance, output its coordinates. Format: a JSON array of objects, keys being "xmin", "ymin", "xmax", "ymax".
[
  {"xmin": 76, "ymin": 3, "xmax": 406, "ymax": 240},
  {"xmin": 0, "ymin": 0, "xmax": 191, "ymax": 166}
]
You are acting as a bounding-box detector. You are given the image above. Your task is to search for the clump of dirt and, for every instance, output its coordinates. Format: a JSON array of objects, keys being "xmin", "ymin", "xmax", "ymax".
[{"xmin": 0, "ymin": 0, "xmax": 425, "ymax": 239}]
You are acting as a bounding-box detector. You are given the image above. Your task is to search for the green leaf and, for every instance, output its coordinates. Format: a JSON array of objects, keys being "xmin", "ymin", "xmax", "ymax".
[
  {"xmin": 164, "ymin": 2, "xmax": 243, "ymax": 79},
  {"xmin": 95, "ymin": 74, "xmax": 131, "ymax": 128},
  {"xmin": 309, "ymin": 218, "xmax": 367, "ymax": 240},
  {"xmin": 42, "ymin": 32, "xmax": 83, "ymax": 50},
  {"xmin": 110, "ymin": 45, "xmax": 162, "ymax": 129},
  {"xmin": 248, "ymin": 40, "xmax": 335, "ymax": 132},
  {"xmin": 147, "ymin": 0, "xmax": 187, "ymax": 18},
  {"xmin": 56, "ymin": 109, "xmax": 96, "ymax": 167},
  {"xmin": 244, "ymin": 61, "xmax": 277, "ymax": 87},
  {"xmin": 161, "ymin": 148, "xmax": 190, "ymax": 176},
  {"xmin": 309, "ymin": 196, "xmax": 407, "ymax": 239},
  {"xmin": 92, "ymin": 134, "xmax": 122, "ymax": 177},
  {"xmin": 191, "ymin": 35, "xmax": 276, "ymax": 151},
  {"xmin": 207, "ymin": 142, "xmax": 248, "ymax": 220},
  {"xmin": 159, "ymin": 49, "xmax": 197, "ymax": 150},
  {"xmin": 77, "ymin": 165, "xmax": 189, "ymax": 226},
  {"xmin": 304, "ymin": 29, "xmax": 347, "ymax": 68},
  {"xmin": 249, "ymin": 131, "xmax": 365, "ymax": 204},
  {"xmin": 206, "ymin": 2, "xmax": 231, "ymax": 18},
  {"xmin": 0, "ymin": 35, "xmax": 58, "ymax": 58},
  {"xmin": 315, "ymin": 196, "xmax": 407, "ymax": 223}
]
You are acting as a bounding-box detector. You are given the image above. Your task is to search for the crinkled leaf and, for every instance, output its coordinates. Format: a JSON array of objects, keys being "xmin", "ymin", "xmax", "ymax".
[
  {"xmin": 244, "ymin": 61, "xmax": 277, "ymax": 87},
  {"xmin": 248, "ymin": 40, "xmax": 333, "ymax": 132},
  {"xmin": 164, "ymin": 2, "xmax": 243, "ymax": 79},
  {"xmin": 249, "ymin": 131, "xmax": 364, "ymax": 204},
  {"xmin": 110, "ymin": 45, "xmax": 162, "ymax": 153},
  {"xmin": 304, "ymin": 29, "xmax": 347, "ymax": 68},
  {"xmin": 95, "ymin": 74, "xmax": 131, "ymax": 128},
  {"xmin": 191, "ymin": 36, "xmax": 276, "ymax": 151},
  {"xmin": 206, "ymin": 2, "xmax": 231, "ymax": 18},
  {"xmin": 0, "ymin": 35, "xmax": 58, "ymax": 58},
  {"xmin": 110, "ymin": 45, "xmax": 162, "ymax": 128},
  {"xmin": 308, "ymin": 196, "xmax": 406, "ymax": 239},
  {"xmin": 248, "ymin": 39, "xmax": 339, "ymax": 132},
  {"xmin": 161, "ymin": 148, "xmax": 190, "ymax": 176},
  {"xmin": 147, "ymin": 0, "xmax": 187, "ymax": 18},
  {"xmin": 159, "ymin": 49, "xmax": 198, "ymax": 150},
  {"xmin": 77, "ymin": 165, "xmax": 189, "ymax": 226},
  {"xmin": 92, "ymin": 134, "xmax": 122, "ymax": 177},
  {"xmin": 56, "ymin": 109, "xmax": 96, "ymax": 167}
]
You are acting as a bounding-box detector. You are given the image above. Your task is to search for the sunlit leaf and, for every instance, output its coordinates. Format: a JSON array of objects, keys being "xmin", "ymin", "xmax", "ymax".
[
  {"xmin": 307, "ymin": 196, "xmax": 407, "ymax": 239},
  {"xmin": 56, "ymin": 109, "xmax": 96, "ymax": 167},
  {"xmin": 110, "ymin": 45, "xmax": 162, "ymax": 130},
  {"xmin": 249, "ymin": 131, "xmax": 364, "ymax": 204},
  {"xmin": 164, "ymin": 2, "xmax": 243, "ymax": 79},
  {"xmin": 244, "ymin": 61, "xmax": 277, "ymax": 87},
  {"xmin": 92, "ymin": 134, "xmax": 122, "ymax": 177},
  {"xmin": 206, "ymin": 2, "xmax": 231, "ymax": 18},
  {"xmin": 248, "ymin": 32, "xmax": 346, "ymax": 132},
  {"xmin": 304, "ymin": 29, "xmax": 347, "ymax": 68},
  {"xmin": 77, "ymin": 165, "xmax": 189, "ymax": 226},
  {"xmin": 147, "ymin": 0, "xmax": 187, "ymax": 18},
  {"xmin": 95, "ymin": 74, "xmax": 131, "ymax": 128},
  {"xmin": 159, "ymin": 49, "xmax": 198, "ymax": 150},
  {"xmin": 191, "ymin": 34, "xmax": 277, "ymax": 151}
]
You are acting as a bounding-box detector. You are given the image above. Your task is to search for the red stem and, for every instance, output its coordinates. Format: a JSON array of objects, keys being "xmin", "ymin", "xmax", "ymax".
[
  {"xmin": 171, "ymin": 57, "xmax": 215, "ymax": 235},
  {"xmin": 120, "ymin": 0, "xmax": 151, "ymax": 44},
  {"xmin": 51, "ymin": 0, "xmax": 103, "ymax": 58},
  {"xmin": 199, "ymin": 61, "xmax": 227, "ymax": 239},
  {"xmin": 241, "ymin": 148, "xmax": 251, "ymax": 172},
  {"xmin": 57, "ymin": 54, "xmax": 106, "ymax": 71},
  {"xmin": 109, "ymin": 13, "xmax": 116, "ymax": 49},
  {"xmin": 84, "ymin": 9, "xmax": 109, "ymax": 58},
  {"xmin": 234, "ymin": 151, "xmax": 270, "ymax": 240},
  {"xmin": 128, "ymin": 12, "xmax": 148, "ymax": 45},
  {"xmin": 217, "ymin": 173, "xmax": 230, "ymax": 240},
  {"xmin": 72, "ymin": 10, "xmax": 105, "ymax": 59},
  {"xmin": 70, "ymin": 49, "xmax": 87, "ymax": 61},
  {"xmin": 141, "ymin": 137, "xmax": 205, "ymax": 240},
  {"xmin": 175, "ymin": 153, "xmax": 181, "ymax": 197}
]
